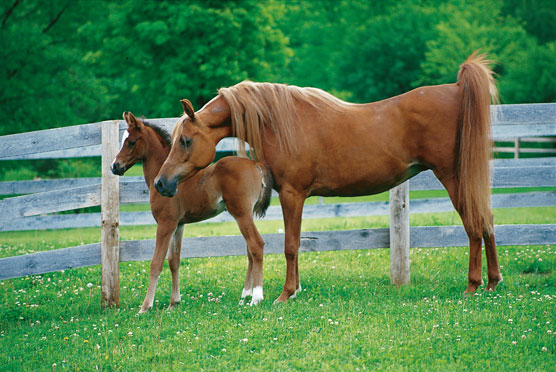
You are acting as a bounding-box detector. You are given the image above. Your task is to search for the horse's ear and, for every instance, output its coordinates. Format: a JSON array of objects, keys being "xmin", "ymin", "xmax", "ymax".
[
  {"xmin": 181, "ymin": 99, "xmax": 195, "ymax": 121},
  {"xmin": 125, "ymin": 112, "xmax": 144, "ymax": 131}
]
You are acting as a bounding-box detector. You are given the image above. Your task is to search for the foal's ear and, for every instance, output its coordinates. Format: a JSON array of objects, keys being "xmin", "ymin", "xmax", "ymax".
[
  {"xmin": 124, "ymin": 112, "xmax": 144, "ymax": 131},
  {"xmin": 181, "ymin": 99, "xmax": 195, "ymax": 121}
]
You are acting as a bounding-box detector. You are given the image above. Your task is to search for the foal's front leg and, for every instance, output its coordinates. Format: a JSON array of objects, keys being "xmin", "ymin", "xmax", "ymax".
[
  {"xmin": 140, "ymin": 221, "xmax": 177, "ymax": 313},
  {"xmin": 168, "ymin": 224, "xmax": 184, "ymax": 310}
]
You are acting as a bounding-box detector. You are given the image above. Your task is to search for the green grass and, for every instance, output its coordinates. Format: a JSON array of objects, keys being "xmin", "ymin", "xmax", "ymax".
[{"xmin": 1, "ymin": 206, "xmax": 555, "ymax": 371}]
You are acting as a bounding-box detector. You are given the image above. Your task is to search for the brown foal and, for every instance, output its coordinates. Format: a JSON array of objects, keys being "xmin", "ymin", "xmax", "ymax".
[
  {"xmin": 111, "ymin": 112, "xmax": 272, "ymax": 312},
  {"xmin": 154, "ymin": 52, "xmax": 503, "ymax": 303}
]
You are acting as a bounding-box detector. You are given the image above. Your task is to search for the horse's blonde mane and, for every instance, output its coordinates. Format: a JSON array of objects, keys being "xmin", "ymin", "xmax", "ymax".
[{"xmin": 218, "ymin": 81, "xmax": 347, "ymax": 160}]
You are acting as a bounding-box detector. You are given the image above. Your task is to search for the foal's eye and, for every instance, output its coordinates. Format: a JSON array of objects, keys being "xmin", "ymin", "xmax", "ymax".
[
  {"xmin": 180, "ymin": 137, "xmax": 193, "ymax": 149},
  {"xmin": 128, "ymin": 139, "xmax": 137, "ymax": 147}
]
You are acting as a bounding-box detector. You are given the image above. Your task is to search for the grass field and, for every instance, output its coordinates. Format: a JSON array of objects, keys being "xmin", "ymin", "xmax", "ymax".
[{"xmin": 1, "ymin": 204, "xmax": 555, "ymax": 371}]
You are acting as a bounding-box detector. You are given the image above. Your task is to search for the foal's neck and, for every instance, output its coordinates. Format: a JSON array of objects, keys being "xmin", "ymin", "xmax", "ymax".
[{"xmin": 142, "ymin": 130, "xmax": 170, "ymax": 188}]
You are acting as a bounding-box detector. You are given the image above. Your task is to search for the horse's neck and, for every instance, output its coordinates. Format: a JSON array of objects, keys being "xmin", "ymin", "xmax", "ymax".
[
  {"xmin": 199, "ymin": 95, "xmax": 233, "ymax": 142},
  {"xmin": 143, "ymin": 138, "xmax": 170, "ymax": 188}
]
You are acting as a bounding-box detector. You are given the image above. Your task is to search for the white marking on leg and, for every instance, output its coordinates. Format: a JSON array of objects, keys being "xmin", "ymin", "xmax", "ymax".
[
  {"xmin": 250, "ymin": 286, "xmax": 263, "ymax": 306},
  {"xmin": 241, "ymin": 287, "xmax": 253, "ymax": 298},
  {"xmin": 288, "ymin": 284, "xmax": 302, "ymax": 299}
]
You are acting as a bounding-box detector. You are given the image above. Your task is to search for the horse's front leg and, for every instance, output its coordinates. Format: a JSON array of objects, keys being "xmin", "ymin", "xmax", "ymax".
[
  {"xmin": 275, "ymin": 187, "xmax": 305, "ymax": 303},
  {"xmin": 168, "ymin": 224, "xmax": 184, "ymax": 310},
  {"xmin": 140, "ymin": 221, "xmax": 177, "ymax": 313}
]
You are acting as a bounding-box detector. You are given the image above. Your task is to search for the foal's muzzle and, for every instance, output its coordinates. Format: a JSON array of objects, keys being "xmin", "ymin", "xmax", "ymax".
[
  {"xmin": 154, "ymin": 176, "xmax": 177, "ymax": 198},
  {"xmin": 111, "ymin": 162, "xmax": 126, "ymax": 176}
]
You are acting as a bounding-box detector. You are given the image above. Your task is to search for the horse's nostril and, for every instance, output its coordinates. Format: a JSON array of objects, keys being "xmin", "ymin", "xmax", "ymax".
[{"xmin": 155, "ymin": 178, "xmax": 164, "ymax": 191}]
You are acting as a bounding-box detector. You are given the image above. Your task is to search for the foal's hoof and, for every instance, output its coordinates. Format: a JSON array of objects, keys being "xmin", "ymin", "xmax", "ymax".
[
  {"xmin": 485, "ymin": 277, "xmax": 503, "ymax": 291},
  {"xmin": 138, "ymin": 306, "xmax": 151, "ymax": 314},
  {"xmin": 168, "ymin": 302, "xmax": 180, "ymax": 311},
  {"xmin": 463, "ymin": 280, "xmax": 483, "ymax": 295}
]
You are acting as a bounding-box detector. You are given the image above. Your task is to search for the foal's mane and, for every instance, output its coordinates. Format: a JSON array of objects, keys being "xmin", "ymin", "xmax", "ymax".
[
  {"xmin": 142, "ymin": 120, "xmax": 172, "ymax": 148},
  {"xmin": 218, "ymin": 81, "xmax": 346, "ymax": 160}
]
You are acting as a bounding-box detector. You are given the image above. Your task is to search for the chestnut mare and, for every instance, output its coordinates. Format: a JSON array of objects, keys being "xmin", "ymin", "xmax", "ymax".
[
  {"xmin": 111, "ymin": 112, "xmax": 272, "ymax": 311},
  {"xmin": 154, "ymin": 52, "xmax": 502, "ymax": 303}
]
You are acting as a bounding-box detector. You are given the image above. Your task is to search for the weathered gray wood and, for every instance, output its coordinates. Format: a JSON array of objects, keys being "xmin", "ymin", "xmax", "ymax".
[
  {"xmin": 0, "ymin": 184, "xmax": 101, "ymax": 221},
  {"xmin": 389, "ymin": 182, "xmax": 410, "ymax": 286},
  {"xmin": 494, "ymin": 147, "xmax": 556, "ymax": 155},
  {"xmin": 2, "ymin": 224, "xmax": 554, "ymax": 280},
  {"xmin": 101, "ymin": 120, "xmax": 120, "ymax": 307},
  {"xmin": 2, "ymin": 158, "xmax": 553, "ymax": 196},
  {"xmin": 491, "ymin": 103, "xmax": 556, "ymax": 125},
  {"xmin": 0, "ymin": 243, "xmax": 102, "ymax": 280},
  {"xmin": 0, "ymin": 177, "xmax": 103, "ymax": 196},
  {"xmin": 2, "ymin": 191, "xmax": 554, "ymax": 232},
  {"xmin": 0, "ymin": 125, "xmax": 243, "ymax": 160},
  {"xmin": 0, "ymin": 122, "xmax": 103, "ymax": 159},
  {"xmin": 0, "ymin": 103, "xmax": 552, "ymax": 160},
  {"xmin": 492, "ymin": 124, "xmax": 556, "ymax": 139},
  {"xmin": 492, "ymin": 157, "xmax": 556, "ymax": 167},
  {"xmin": 410, "ymin": 166, "xmax": 556, "ymax": 190}
]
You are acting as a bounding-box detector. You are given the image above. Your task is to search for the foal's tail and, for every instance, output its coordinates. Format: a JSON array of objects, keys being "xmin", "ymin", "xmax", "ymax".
[
  {"xmin": 253, "ymin": 164, "xmax": 273, "ymax": 218},
  {"xmin": 456, "ymin": 52, "xmax": 499, "ymax": 235}
]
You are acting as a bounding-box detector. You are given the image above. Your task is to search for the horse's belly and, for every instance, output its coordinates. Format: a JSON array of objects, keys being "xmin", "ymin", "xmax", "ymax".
[{"xmin": 309, "ymin": 162, "xmax": 427, "ymax": 197}]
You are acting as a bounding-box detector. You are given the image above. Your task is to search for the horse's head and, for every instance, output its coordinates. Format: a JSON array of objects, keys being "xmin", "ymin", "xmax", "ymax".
[
  {"xmin": 154, "ymin": 99, "xmax": 216, "ymax": 197},
  {"xmin": 111, "ymin": 112, "xmax": 149, "ymax": 176}
]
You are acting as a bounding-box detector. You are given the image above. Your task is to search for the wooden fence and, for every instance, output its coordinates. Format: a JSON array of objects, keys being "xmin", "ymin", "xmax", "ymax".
[{"xmin": 1, "ymin": 103, "xmax": 555, "ymax": 306}]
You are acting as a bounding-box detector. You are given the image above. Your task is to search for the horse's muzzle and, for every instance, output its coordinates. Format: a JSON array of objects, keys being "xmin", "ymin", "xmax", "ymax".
[
  {"xmin": 154, "ymin": 176, "xmax": 177, "ymax": 197},
  {"xmin": 111, "ymin": 162, "xmax": 126, "ymax": 176}
]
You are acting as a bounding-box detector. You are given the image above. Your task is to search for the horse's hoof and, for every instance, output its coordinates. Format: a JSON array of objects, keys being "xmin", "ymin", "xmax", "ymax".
[{"xmin": 138, "ymin": 306, "xmax": 151, "ymax": 314}]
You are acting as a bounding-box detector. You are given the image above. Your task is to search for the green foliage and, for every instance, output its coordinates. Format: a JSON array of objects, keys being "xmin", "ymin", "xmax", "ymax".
[{"xmin": 1, "ymin": 0, "xmax": 555, "ymax": 180}]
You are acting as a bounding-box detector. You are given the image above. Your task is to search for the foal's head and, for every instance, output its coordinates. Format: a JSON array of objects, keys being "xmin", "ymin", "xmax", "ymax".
[
  {"xmin": 154, "ymin": 99, "xmax": 216, "ymax": 197},
  {"xmin": 111, "ymin": 112, "xmax": 169, "ymax": 176}
]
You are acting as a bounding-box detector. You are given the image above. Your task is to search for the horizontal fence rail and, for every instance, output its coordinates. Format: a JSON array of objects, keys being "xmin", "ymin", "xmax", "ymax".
[
  {"xmin": 0, "ymin": 103, "xmax": 554, "ymax": 161},
  {"xmin": 2, "ymin": 157, "xmax": 554, "ymax": 196},
  {"xmin": 2, "ymin": 191, "xmax": 554, "ymax": 232},
  {"xmin": 1, "ymin": 224, "xmax": 555, "ymax": 280},
  {"xmin": 1, "ymin": 160, "xmax": 553, "ymax": 226}
]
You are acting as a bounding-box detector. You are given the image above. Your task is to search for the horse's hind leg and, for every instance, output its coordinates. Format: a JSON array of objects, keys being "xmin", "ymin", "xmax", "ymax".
[
  {"xmin": 140, "ymin": 221, "xmax": 177, "ymax": 313},
  {"xmin": 168, "ymin": 224, "xmax": 184, "ymax": 309},
  {"xmin": 436, "ymin": 174, "xmax": 484, "ymax": 293},
  {"xmin": 483, "ymin": 214, "xmax": 502, "ymax": 290}
]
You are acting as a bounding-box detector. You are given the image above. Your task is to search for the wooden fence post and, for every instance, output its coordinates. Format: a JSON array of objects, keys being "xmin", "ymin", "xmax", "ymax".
[
  {"xmin": 101, "ymin": 120, "xmax": 120, "ymax": 307},
  {"xmin": 389, "ymin": 181, "xmax": 410, "ymax": 286}
]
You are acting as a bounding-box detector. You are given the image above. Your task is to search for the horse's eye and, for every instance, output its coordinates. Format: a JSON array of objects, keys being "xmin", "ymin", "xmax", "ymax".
[
  {"xmin": 180, "ymin": 137, "xmax": 193, "ymax": 149},
  {"xmin": 128, "ymin": 139, "xmax": 137, "ymax": 146}
]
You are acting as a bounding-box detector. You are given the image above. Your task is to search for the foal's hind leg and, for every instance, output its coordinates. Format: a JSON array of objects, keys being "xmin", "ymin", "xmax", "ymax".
[
  {"xmin": 240, "ymin": 249, "xmax": 254, "ymax": 304},
  {"xmin": 235, "ymin": 215, "xmax": 265, "ymax": 305},
  {"xmin": 168, "ymin": 224, "xmax": 184, "ymax": 309},
  {"xmin": 140, "ymin": 221, "xmax": 177, "ymax": 313}
]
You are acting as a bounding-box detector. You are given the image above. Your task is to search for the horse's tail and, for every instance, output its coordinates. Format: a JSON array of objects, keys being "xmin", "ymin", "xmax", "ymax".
[
  {"xmin": 456, "ymin": 51, "xmax": 498, "ymax": 235},
  {"xmin": 253, "ymin": 164, "xmax": 273, "ymax": 218}
]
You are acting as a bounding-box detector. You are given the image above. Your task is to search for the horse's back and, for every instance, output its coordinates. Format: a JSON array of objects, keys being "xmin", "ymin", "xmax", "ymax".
[{"xmin": 264, "ymin": 83, "xmax": 462, "ymax": 196}]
